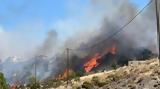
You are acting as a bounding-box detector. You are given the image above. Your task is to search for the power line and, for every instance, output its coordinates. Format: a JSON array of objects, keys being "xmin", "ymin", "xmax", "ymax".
[
  {"xmin": 72, "ymin": 0, "xmax": 153, "ymax": 51},
  {"xmin": 63, "ymin": 0, "xmax": 153, "ymax": 81}
]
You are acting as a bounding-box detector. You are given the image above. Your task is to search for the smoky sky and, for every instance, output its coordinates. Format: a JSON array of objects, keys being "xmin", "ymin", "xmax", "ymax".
[{"xmin": 0, "ymin": 0, "xmax": 159, "ymax": 83}]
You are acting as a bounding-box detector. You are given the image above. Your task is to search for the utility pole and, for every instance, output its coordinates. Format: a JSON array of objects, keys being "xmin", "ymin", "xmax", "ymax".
[
  {"xmin": 34, "ymin": 59, "xmax": 37, "ymax": 89},
  {"xmin": 155, "ymin": 0, "xmax": 160, "ymax": 60},
  {"xmin": 66, "ymin": 48, "xmax": 70, "ymax": 85}
]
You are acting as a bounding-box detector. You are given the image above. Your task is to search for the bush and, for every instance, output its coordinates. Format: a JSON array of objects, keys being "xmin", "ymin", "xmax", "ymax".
[
  {"xmin": 41, "ymin": 79, "xmax": 62, "ymax": 88},
  {"xmin": 106, "ymin": 74, "xmax": 119, "ymax": 82},
  {"xmin": 82, "ymin": 81, "xmax": 94, "ymax": 89},
  {"xmin": 74, "ymin": 77, "xmax": 80, "ymax": 82},
  {"xmin": 17, "ymin": 85, "xmax": 25, "ymax": 89},
  {"xmin": 0, "ymin": 72, "xmax": 9, "ymax": 89},
  {"xmin": 91, "ymin": 76, "xmax": 106, "ymax": 87},
  {"xmin": 69, "ymin": 71, "xmax": 77, "ymax": 80},
  {"xmin": 26, "ymin": 76, "xmax": 40, "ymax": 89},
  {"xmin": 92, "ymin": 76, "xmax": 99, "ymax": 85},
  {"xmin": 111, "ymin": 63, "xmax": 117, "ymax": 70},
  {"xmin": 67, "ymin": 70, "xmax": 83, "ymax": 80}
]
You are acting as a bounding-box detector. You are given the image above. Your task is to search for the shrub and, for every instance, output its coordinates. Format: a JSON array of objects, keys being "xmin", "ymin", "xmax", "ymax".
[
  {"xmin": 41, "ymin": 79, "xmax": 62, "ymax": 88},
  {"xmin": 74, "ymin": 77, "xmax": 80, "ymax": 82},
  {"xmin": 17, "ymin": 85, "xmax": 25, "ymax": 89},
  {"xmin": 0, "ymin": 72, "xmax": 9, "ymax": 89},
  {"xmin": 106, "ymin": 74, "xmax": 120, "ymax": 82},
  {"xmin": 111, "ymin": 63, "xmax": 117, "ymax": 70},
  {"xmin": 26, "ymin": 76, "xmax": 40, "ymax": 89},
  {"xmin": 68, "ymin": 71, "xmax": 83, "ymax": 80},
  {"xmin": 91, "ymin": 76, "xmax": 106, "ymax": 87},
  {"xmin": 82, "ymin": 81, "xmax": 94, "ymax": 89},
  {"xmin": 92, "ymin": 76, "xmax": 99, "ymax": 85}
]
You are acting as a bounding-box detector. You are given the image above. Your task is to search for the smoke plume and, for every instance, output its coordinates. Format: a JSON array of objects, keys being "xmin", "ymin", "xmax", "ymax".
[
  {"xmin": 36, "ymin": 30, "xmax": 58, "ymax": 57},
  {"xmin": 0, "ymin": 0, "xmax": 158, "ymax": 84}
]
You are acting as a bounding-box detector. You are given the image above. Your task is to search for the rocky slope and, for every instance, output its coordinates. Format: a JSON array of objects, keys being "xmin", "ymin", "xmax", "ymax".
[{"xmin": 52, "ymin": 58, "xmax": 160, "ymax": 89}]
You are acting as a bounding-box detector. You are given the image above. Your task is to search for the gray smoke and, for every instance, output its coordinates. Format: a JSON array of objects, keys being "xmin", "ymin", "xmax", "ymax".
[
  {"xmin": 61, "ymin": 0, "xmax": 158, "ymax": 73},
  {"xmin": 64, "ymin": 0, "xmax": 157, "ymax": 56},
  {"xmin": 1, "ymin": 0, "xmax": 159, "ymax": 84},
  {"xmin": 36, "ymin": 30, "xmax": 58, "ymax": 56},
  {"xmin": 0, "ymin": 30, "xmax": 59, "ymax": 84},
  {"xmin": 38, "ymin": 0, "xmax": 158, "ymax": 79}
]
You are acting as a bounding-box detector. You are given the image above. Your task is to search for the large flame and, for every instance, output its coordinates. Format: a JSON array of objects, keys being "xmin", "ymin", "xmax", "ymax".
[
  {"xmin": 83, "ymin": 44, "xmax": 117, "ymax": 73},
  {"xmin": 83, "ymin": 53, "xmax": 102, "ymax": 73}
]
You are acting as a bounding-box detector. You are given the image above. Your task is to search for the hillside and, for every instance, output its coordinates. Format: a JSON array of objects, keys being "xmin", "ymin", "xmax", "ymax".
[{"xmin": 52, "ymin": 58, "xmax": 160, "ymax": 89}]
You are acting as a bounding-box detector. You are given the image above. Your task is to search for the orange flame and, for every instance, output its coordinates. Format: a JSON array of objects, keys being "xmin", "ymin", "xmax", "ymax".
[
  {"xmin": 83, "ymin": 53, "xmax": 102, "ymax": 73},
  {"xmin": 83, "ymin": 44, "xmax": 117, "ymax": 73}
]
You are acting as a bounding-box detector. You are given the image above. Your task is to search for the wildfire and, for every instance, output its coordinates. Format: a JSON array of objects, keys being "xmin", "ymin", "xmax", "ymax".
[
  {"xmin": 83, "ymin": 53, "xmax": 102, "ymax": 73},
  {"xmin": 83, "ymin": 44, "xmax": 117, "ymax": 73}
]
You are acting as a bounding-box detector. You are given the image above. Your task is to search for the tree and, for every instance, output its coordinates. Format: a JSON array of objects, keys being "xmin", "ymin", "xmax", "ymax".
[{"xmin": 0, "ymin": 72, "xmax": 9, "ymax": 89}]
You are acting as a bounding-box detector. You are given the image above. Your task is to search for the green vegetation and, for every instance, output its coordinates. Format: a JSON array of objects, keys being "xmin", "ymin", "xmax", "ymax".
[
  {"xmin": 111, "ymin": 62, "xmax": 117, "ymax": 70},
  {"xmin": 41, "ymin": 79, "xmax": 63, "ymax": 89},
  {"xmin": 26, "ymin": 76, "xmax": 40, "ymax": 89},
  {"xmin": 68, "ymin": 70, "xmax": 77, "ymax": 80},
  {"xmin": 0, "ymin": 72, "xmax": 9, "ymax": 89},
  {"xmin": 69, "ymin": 70, "xmax": 83, "ymax": 80},
  {"xmin": 74, "ymin": 77, "xmax": 80, "ymax": 82}
]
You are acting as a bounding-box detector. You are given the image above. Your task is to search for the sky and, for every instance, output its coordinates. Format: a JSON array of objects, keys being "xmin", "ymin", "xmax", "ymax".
[
  {"xmin": 0, "ymin": 0, "xmax": 91, "ymax": 43},
  {"xmin": 0, "ymin": 0, "xmax": 149, "ymax": 36},
  {"xmin": 0, "ymin": 0, "xmax": 150, "ymax": 58},
  {"xmin": 132, "ymin": 0, "xmax": 149, "ymax": 8}
]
